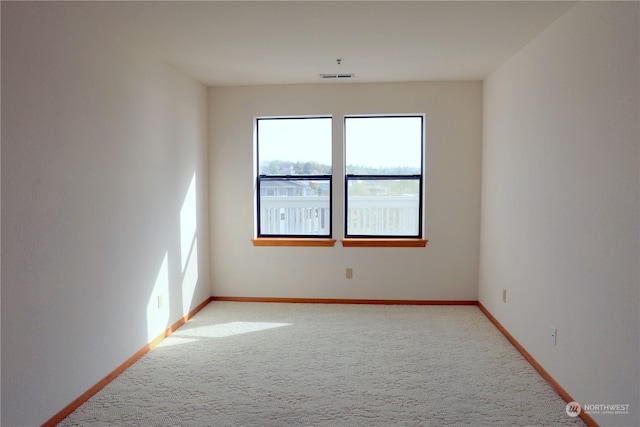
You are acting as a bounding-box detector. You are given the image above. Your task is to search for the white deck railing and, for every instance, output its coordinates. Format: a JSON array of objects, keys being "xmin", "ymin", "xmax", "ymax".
[{"xmin": 260, "ymin": 196, "xmax": 419, "ymax": 235}]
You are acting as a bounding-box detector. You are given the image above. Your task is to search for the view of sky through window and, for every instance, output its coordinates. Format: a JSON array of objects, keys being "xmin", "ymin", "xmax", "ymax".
[
  {"xmin": 345, "ymin": 116, "xmax": 422, "ymax": 174},
  {"xmin": 258, "ymin": 116, "xmax": 422, "ymax": 174},
  {"xmin": 258, "ymin": 118, "xmax": 332, "ymax": 171}
]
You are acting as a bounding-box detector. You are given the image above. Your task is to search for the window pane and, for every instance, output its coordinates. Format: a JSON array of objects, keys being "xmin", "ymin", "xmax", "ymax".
[
  {"xmin": 345, "ymin": 116, "xmax": 422, "ymax": 175},
  {"xmin": 259, "ymin": 179, "xmax": 330, "ymax": 236},
  {"xmin": 346, "ymin": 179, "xmax": 420, "ymax": 236},
  {"xmin": 258, "ymin": 118, "xmax": 332, "ymax": 175}
]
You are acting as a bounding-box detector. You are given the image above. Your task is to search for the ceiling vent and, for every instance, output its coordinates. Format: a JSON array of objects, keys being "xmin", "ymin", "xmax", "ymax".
[{"xmin": 320, "ymin": 73, "xmax": 355, "ymax": 79}]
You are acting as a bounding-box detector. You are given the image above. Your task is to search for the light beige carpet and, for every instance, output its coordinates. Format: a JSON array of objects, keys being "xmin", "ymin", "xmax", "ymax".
[{"xmin": 58, "ymin": 302, "xmax": 586, "ymax": 426}]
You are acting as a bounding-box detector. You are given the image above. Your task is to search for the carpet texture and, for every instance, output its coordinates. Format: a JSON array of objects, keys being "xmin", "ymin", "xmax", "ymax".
[{"xmin": 58, "ymin": 302, "xmax": 586, "ymax": 426}]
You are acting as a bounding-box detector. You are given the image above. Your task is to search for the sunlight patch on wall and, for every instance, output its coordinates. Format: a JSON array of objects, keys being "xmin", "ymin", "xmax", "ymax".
[
  {"xmin": 146, "ymin": 252, "xmax": 170, "ymax": 342},
  {"xmin": 182, "ymin": 237, "xmax": 199, "ymax": 316},
  {"xmin": 180, "ymin": 173, "xmax": 199, "ymax": 316},
  {"xmin": 180, "ymin": 174, "xmax": 197, "ymax": 273}
]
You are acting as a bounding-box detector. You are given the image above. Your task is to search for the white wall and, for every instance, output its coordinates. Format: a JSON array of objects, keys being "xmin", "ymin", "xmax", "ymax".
[
  {"xmin": 1, "ymin": 3, "xmax": 210, "ymax": 425},
  {"xmin": 209, "ymin": 82, "xmax": 481, "ymax": 300},
  {"xmin": 480, "ymin": 2, "xmax": 639, "ymax": 426}
]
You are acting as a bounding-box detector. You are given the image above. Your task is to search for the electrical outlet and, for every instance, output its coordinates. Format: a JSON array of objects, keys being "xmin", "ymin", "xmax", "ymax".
[
  {"xmin": 158, "ymin": 295, "xmax": 164, "ymax": 309},
  {"xmin": 502, "ymin": 289, "xmax": 507, "ymax": 303},
  {"xmin": 346, "ymin": 268, "xmax": 353, "ymax": 279},
  {"xmin": 550, "ymin": 326, "xmax": 557, "ymax": 346}
]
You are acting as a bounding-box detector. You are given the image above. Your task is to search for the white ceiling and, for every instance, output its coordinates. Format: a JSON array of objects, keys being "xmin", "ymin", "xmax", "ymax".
[{"xmin": 76, "ymin": 1, "xmax": 576, "ymax": 86}]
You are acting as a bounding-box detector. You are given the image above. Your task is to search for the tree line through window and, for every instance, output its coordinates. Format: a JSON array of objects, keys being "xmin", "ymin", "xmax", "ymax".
[{"xmin": 256, "ymin": 115, "xmax": 424, "ymax": 239}]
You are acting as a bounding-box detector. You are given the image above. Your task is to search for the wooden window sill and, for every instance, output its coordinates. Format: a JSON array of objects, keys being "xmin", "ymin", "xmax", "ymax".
[
  {"xmin": 341, "ymin": 238, "xmax": 428, "ymax": 248},
  {"xmin": 252, "ymin": 238, "xmax": 336, "ymax": 247}
]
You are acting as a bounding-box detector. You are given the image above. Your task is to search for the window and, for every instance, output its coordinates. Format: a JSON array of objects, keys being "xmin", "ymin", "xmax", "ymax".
[
  {"xmin": 344, "ymin": 116, "xmax": 423, "ymax": 238},
  {"xmin": 256, "ymin": 117, "xmax": 332, "ymax": 238}
]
